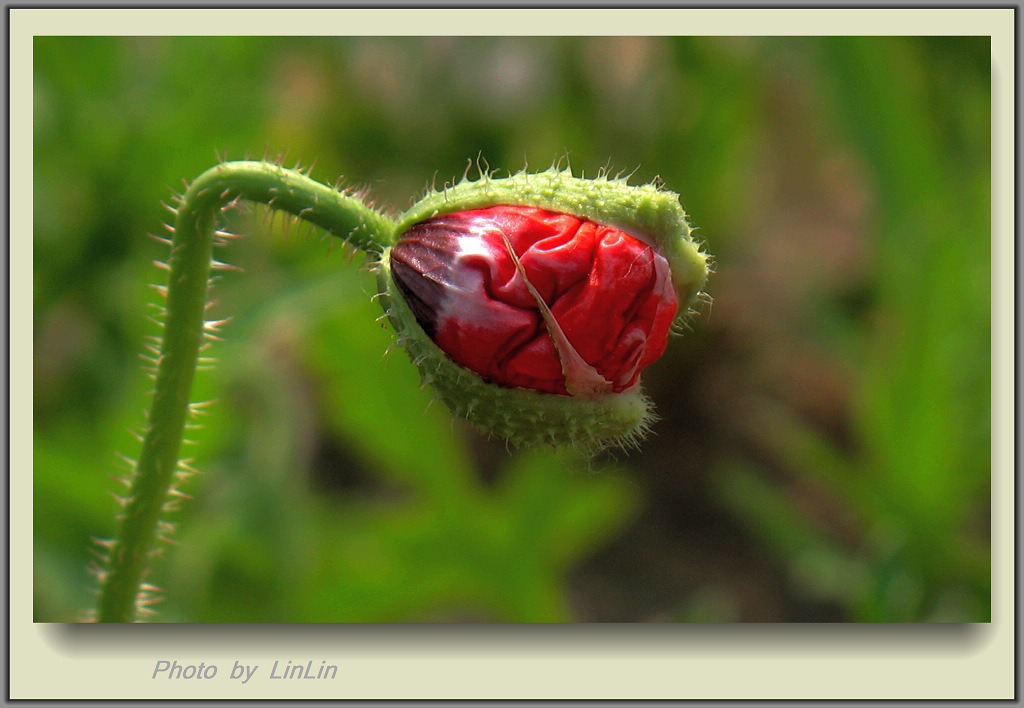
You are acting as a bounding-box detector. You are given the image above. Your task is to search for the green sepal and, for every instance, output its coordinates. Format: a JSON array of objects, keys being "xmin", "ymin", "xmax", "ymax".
[
  {"xmin": 397, "ymin": 166, "xmax": 711, "ymax": 312},
  {"xmin": 376, "ymin": 250, "xmax": 654, "ymax": 451}
]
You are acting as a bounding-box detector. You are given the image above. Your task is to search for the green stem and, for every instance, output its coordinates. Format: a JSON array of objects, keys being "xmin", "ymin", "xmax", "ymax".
[{"xmin": 97, "ymin": 160, "xmax": 396, "ymax": 622}]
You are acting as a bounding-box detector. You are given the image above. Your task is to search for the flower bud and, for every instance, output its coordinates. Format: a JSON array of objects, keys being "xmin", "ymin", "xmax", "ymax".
[{"xmin": 377, "ymin": 167, "xmax": 710, "ymax": 450}]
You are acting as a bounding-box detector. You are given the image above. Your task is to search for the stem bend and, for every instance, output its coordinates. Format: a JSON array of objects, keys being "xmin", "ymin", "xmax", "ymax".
[{"xmin": 97, "ymin": 161, "xmax": 395, "ymax": 622}]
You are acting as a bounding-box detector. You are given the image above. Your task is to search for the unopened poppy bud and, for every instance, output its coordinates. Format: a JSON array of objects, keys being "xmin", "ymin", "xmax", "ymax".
[{"xmin": 377, "ymin": 167, "xmax": 710, "ymax": 450}]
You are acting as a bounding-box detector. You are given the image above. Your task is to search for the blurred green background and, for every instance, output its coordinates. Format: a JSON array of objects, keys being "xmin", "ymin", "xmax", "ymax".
[{"xmin": 34, "ymin": 35, "xmax": 990, "ymax": 622}]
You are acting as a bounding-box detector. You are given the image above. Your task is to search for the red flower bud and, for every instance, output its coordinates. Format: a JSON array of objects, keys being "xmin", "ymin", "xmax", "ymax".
[
  {"xmin": 377, "ymin": 167, "xmax": 709, "ymax": 450},
  {"xmin": 390, "ymin": 205, "xmax": 678, "ymax": 398}
]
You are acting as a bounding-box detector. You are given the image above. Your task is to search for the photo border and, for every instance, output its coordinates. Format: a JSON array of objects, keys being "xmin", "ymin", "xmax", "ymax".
[{"xmin": 12, "ymin": 4, "xmax": 1015, "ymax": 701}]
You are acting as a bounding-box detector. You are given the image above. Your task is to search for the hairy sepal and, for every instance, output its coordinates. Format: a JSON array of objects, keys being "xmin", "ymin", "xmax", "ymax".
[
  {"xmin": 398, "ymin": 166, "xmax": 710, "ymax": 313},
  {"xmin": 377, "ymin": 251, "xmax": 653, "ymax": 452}
]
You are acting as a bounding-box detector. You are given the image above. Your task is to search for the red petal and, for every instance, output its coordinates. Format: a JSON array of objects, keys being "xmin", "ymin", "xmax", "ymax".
[{"xmin": 392, "ymin": 205, "xmax": 677, "ymax": 395}]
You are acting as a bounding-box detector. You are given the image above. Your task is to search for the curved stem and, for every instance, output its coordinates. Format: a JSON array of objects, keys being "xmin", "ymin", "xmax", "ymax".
[{"xmin": 97, "ymin": 161, "xmax": 396, "ymax": 622}]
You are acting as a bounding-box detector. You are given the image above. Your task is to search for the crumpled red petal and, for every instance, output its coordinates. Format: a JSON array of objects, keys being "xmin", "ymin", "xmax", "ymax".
[{"xmin": 390, "ymin": 205, "xmax": 677, "ymax": 396}]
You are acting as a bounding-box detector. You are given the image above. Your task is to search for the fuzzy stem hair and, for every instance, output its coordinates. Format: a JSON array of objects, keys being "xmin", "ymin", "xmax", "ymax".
[{"xmin": 96, "ymin": 160, "xmax": 395, "ymax": 623}]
